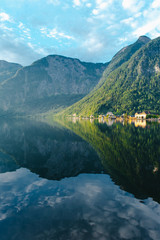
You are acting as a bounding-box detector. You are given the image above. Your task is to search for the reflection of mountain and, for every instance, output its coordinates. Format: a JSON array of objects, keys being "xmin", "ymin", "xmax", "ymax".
[
  {"xmin": 0, "ymin": 119, "xmax": 103, "ymax": 179},
  {"xmin": 1, "ymin": 118, "xmax": 160, "ymax": 202},
  {"xmin": 58, "ymin": 119, "xmax": 160, "ymax": 202},
  {"xmin": 0, "ymin": 151, "xmax": 18, "ymax": 173}
]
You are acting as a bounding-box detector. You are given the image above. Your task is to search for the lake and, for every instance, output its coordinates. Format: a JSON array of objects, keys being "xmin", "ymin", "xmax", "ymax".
[{"xmin": 0, "ymin": 118, "xmax": 160, "ymax": 240}]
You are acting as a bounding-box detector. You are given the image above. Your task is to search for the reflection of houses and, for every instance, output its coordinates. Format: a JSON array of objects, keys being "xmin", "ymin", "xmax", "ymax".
[
  {"xmin": 98, "ymin": 118, "xmax": 104, "ymax": 123},
  {"xmin": 135, "ymin": 112, "xmax": 147, "ymax": 119},
  {"xmin": 98, "ymin": 115, "xmax": 104, "ymax": 121},
  {"xmin": 106, "ymin": 119, "xmax": 115, "ymax": 126},
  {"xmin": 135, "ymin": 120, "xmax": 147, "ymax": 128},
  {"xmin": 106, "ymin": 112, "xmax": 116, "ymax": 119},
  {"xmin": 90, "ymin": 118, "xmax": 94, "ymax": 123}
]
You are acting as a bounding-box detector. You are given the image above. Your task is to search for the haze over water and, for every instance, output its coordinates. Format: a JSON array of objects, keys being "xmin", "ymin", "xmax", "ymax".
[{"xmin": 0, "ymin": 118, "xmax": 160, "ymax": 240}]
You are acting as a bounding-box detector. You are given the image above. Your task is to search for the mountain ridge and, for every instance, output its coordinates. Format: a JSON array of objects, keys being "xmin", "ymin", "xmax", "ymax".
[
  {"xmin": 0, "ymin": 60, "xmax": 22, "ymax": 83},
  {"xmin": 60, "ymin": 35, "xmax": 157, "ymax": 116},
  {"xmin": 0, "ymin": 55, "xmax": 108, "ymax": 115},
  {"xmin": 1, "ymin": 35, "xmax": 159, "ymax": 117}
]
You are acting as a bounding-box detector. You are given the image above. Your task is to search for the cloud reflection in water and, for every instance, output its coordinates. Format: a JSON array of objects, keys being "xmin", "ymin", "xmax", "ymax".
[{"xmin": 0, "ymin": 168, "xmax": 160, "ymax": 240}]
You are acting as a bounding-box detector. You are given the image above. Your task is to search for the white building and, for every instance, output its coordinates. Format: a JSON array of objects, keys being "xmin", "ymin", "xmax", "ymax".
[{"xmin": 135, "ymin": 112, "xmax": 147, "ymax": 119}]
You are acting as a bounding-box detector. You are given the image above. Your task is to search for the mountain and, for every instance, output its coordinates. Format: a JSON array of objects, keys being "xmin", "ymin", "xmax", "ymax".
[
  {"xmin": 0, "ymin": 55, "xmax": 107, "ymax": 115},
  {"xmin": 0, "ymin": 60, "xmax": 22, "ymax": 82},
  {"xmin": 95, "ymin": 35, "xmax": 151, "ymax": 89},
  {"xmin": 59, "ymin": 36, "xmax": 160, "ymax": 116}
]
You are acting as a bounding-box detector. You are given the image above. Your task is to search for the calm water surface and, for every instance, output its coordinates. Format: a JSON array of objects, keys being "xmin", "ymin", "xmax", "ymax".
[{"xmin": 0, "ymin": 119, "xmax": 160, "ymax": 240}]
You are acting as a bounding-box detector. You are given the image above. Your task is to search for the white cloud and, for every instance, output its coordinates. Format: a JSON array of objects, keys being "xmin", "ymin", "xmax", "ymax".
[
  {"xmin": 27, "ymin": 42, "xmax": 34, "ymax": 49},
  {"xmin": 121, "ymin": 17, "xmax": 138, "ymax": 28},
  {"xmin": 122, "ymin": 0, "xmax": 144, "ymax": 13},
  {"xmin": 0, "ymin": 12, "xmax": 11, "ymax": 22},
  {"xmin": 119, "ymin": 37, "xmax": 128, "ymax": 43},
  {"xmin": 0, "ymin": 28, "xmax": 45, "ymax": 65},
  {"xmin": 18, "ymin": 22, "xmax": 31, "ymax": 39},
  {"xmin": 133, "ymin": 17, "xmax": 160, "ymax": 38},
  {"xmin": 86, "ymin": 3, "xmax": 92, "ymax": 8},
  {"xmin": 92, "ymin": 9, "xmax": 99, "ymax": 15},
  {"xmin": 40, "ymin": 27, "xmax": 75, "ymax": 40},
  {"xmin": 73, "ymin": 0, "xmax": 90, "ymax": 8},
  {"xmin": 151, "ymin": 0, "xmax": 160, "ymax": 9},
  {"xmin": 18, "ymin": 22, "xmax": 24, "ymax": 29},
  {"xmin": 121, "ymin": 17, "xmax": 134, "ymax": 25},
  {"xmin": 0, "ymin": 23, "xmax": 13, "ymax": 31},
  {"xmin": 83, "ymin": 33, "xmax": 103, "ymax": 53},
  {"xmin": 40, "ymin": 27, "xmax": 47, "ymax": 35},
  {"xmin": 132, "ymin": 8, "xmax": 160, "ymax": 38},
  {"xmin": 27, "ymin": 42, "xmax": 48, "ymax": 56},
  {"xmin": 73, "ymin": 0, "xmax": 81, "ymax": 7},
  {"xmin": 92, "ymin": 0, "xmax": 114, "ymax": 16}
]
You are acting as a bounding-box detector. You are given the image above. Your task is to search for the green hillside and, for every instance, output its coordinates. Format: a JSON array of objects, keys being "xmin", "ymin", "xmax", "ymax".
[
  {"xmin": 96, "ymin": 35, "xmax": 150, "ymax": 89},
  {"xmin": 60, "ymin": 36, "xmax": 160, "ymax": 116}
]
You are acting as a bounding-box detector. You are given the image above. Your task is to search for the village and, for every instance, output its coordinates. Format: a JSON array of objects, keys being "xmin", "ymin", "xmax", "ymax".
[
  {"xmin": 98, "ymin": 111, "xmax": 160, "ymax": 121},
  {"xmin": 70, "ymin": 111, "xmax": 160, "ymax": 128},
  {"xmin": 72, "ymin": 111, "xmax": 160, "ymax": 120}
]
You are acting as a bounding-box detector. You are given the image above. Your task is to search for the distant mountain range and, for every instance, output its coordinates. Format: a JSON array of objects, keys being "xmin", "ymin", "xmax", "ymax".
[
  {"xmin": 0, "ymin": 35, "xmax": 160, "ymax": 117},
  {"xmin": 0, "ymin": 56, "xmax": 107, "ymax": 115}
]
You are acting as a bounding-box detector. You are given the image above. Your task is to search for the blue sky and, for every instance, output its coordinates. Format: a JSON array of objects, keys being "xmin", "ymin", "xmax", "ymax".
[{"xmin": 0, "ymin": 0, "xmax": 160, "ymax": 65}]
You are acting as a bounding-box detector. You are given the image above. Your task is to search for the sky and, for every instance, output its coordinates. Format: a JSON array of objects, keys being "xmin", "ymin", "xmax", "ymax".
[{"xmin": 0, "ymin": 0, "xmax": 160, "ymax": 66}]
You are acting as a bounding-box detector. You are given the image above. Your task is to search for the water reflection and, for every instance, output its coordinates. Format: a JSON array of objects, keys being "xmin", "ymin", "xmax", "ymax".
[
  {"xmin": 0, "ymin": 119, "xmax": 103, "ymax": 179},
  {"xmin": 0, "ymin": 118, "xmax": 160, "ymax": 239},
  {"xmin": 0, "ymin": 169, "xmax": 160, "ymax": 240},
  {"xmin": 134, "ymin": 119, "xmax": 147, "ymax": 128},
  {"xmin": 71, "ymin": 117, "xmax": 159, "ymax": 128},
  {"xmin": 0, "ymin": 118, "xmax": 160, "ymax": 202},
  {"xmin": 58, "ymin": 118, "xmax": 160, "ymax": 203}
]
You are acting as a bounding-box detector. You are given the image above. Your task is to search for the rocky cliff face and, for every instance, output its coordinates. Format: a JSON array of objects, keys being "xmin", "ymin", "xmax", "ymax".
[{"xmin": 0, "ymin": 55, "xmax": 107, "ymax": 115}]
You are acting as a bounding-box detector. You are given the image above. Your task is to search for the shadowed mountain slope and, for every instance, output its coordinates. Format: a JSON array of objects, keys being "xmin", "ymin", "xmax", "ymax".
[{"xmin": 0, "ymin": 55, "xmax": 107, "ymax": 115}]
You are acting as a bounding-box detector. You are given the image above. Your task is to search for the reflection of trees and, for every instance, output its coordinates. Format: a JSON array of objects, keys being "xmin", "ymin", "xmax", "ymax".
[{"xmin": 59, "ymin": 119, "xmax": 160, "ymax": 203}]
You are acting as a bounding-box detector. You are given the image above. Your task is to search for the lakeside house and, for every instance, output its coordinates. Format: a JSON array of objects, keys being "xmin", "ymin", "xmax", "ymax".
[
  {"xmin": 135, "ymin": 111, "xmax": 148, "ymax": 119},
  {"xmin": 98, "ymin": 114, "xmax": 104, "ymax": 118}
]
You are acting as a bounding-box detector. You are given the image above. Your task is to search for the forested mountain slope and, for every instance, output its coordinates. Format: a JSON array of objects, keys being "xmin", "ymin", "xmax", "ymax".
[{"xmin": 60, "ymin": 36, "xmax": 160, "ymax": 116}]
